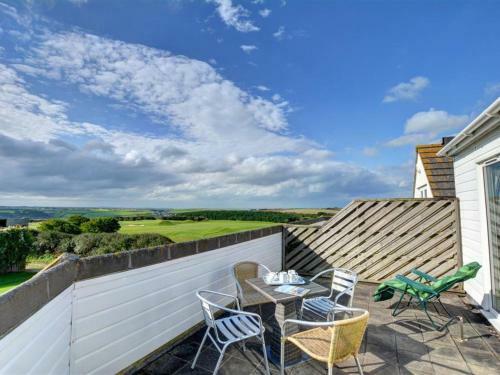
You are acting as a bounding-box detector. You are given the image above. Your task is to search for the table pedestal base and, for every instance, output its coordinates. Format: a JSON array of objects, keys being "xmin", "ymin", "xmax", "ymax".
[{"xmin": 268, "ymin": 300, "xmax": 303, "ymax": 367}]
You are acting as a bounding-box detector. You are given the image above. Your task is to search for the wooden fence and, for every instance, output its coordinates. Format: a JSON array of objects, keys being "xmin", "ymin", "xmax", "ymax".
[{"xmin": 284, "ymin": 198, "xmax": 462, "ymax": 286}]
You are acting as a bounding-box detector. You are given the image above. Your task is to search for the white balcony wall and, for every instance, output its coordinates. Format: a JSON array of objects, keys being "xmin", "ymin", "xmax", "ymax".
[
  {"xmin": 0, "ymin": 286, "xmax": 73, "ymax": 375},
  {"xmin": 70, "ymin": 233, "xmax": 282, "ymax": 374}
]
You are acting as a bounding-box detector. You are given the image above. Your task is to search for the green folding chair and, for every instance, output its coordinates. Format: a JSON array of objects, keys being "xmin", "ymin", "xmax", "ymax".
[{"xmin": 373, "ymin": 262, "xmax": 481, "ymax": 330}]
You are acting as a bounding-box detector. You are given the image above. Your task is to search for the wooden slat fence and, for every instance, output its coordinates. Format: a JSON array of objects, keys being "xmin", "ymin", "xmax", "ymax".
[{"xmin": 285, "ymin": 198, "xmax": 462, "ymax": 287}]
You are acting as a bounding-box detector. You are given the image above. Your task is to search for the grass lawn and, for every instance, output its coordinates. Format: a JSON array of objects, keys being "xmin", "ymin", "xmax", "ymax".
[
  {"xmin": 119, "ymin": 219, "xmax": 276, "ymax": 242},
  {"xmin": 0, "ymin": 272, "xmax": 37, "ymax": 295}
]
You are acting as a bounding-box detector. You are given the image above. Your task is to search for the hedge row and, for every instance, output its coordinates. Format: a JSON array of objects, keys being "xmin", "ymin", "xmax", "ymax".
[{"xmin": 168, "ymin": 210, "xmax": 305, "ymax": 223}]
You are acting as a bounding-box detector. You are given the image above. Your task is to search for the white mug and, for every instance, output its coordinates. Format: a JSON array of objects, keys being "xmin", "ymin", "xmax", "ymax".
[{"xmin": 279, "ymin": 272, "xmax": 288, "ymax": 283}]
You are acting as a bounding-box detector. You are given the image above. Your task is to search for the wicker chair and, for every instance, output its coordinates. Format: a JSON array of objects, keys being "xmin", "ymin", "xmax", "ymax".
[
  {"xmin": 233, "ymin": 261, "xmax": 272, "ymax": 308},
  {"xmin": 281, "ymin": 307, "xmax": 369, "ymax": 375}
]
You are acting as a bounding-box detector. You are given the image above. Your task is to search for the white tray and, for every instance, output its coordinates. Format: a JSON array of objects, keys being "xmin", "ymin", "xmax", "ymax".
[{"xmin": 263, "ymin": 275, "xmax": 306, "ymax": 286}]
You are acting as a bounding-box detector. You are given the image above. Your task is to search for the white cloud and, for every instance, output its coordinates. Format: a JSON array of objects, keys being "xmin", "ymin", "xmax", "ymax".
[
  {"xmin": 0, "ymin": 63, "xmax": 95, "ymax": 141},
  {"xmin": 256, "ymin": 85, "xmax": 270, "ymax": 91},
  {"xmin": 0, "ymin": 10, "xmax": 408, "ymax": 206},
  {"xmin": 385, "ymin": 133, "xmax": 433, "ymax": 147},
  {"xmin": 273, "ymin": 26, "xmax": 285, "ymax": 40},
  {"xmin": 383, "ymin": 76, "xmax": 430, "ymax": 103},
  {"xmin": 259, "ymin": 8, "xmax": 271, "ymax": 18},
  {"xmin": 404, "ymin": 109, "xmax": 468, "ymax": 134},
  {"xmin": 362, "ymin": 147, "xmax": 378, "ymax": 157},
  {"xmin": 208, "ymin": 0, "xmax": 259, "ymax": 32},
  {"xmin": 240, "ymin": 44, "xmax": 257, "ymax": 53},
  {"xmin": 68, "ymin": 0, "xmax": 88, "ymax": 5},
  {"xmin": 385, "ymin": 108, "xmax": 469, "ymax": 147},
  {"xmin": 485, "ymin": 82, "xmax": 500, "ymax": 96}
]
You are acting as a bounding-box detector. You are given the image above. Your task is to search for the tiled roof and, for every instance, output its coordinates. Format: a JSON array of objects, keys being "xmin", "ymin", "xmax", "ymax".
[{"xmin": 416, "ymin": 143, "xmax": 455, "ymax": 197}]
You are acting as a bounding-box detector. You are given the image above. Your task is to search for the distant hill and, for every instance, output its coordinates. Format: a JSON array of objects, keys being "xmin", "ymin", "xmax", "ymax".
[{"xmin": 0, "ymin": 207, "xmax": 167, "ymax": 221}]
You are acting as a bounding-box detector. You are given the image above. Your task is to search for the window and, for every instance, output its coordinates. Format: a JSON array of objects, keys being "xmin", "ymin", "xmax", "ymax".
[{"xmin": 485, "ymin": 160, "xmax": 500, "ymax": 311}]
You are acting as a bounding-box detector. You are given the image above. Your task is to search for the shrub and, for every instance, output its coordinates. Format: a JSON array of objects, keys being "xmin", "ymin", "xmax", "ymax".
[
  {"xmin": 131, "ymin": 233, "xmax": 173, "ymax": 249},
  {"xmin": 66, "ymin": 215, "xmax": 90, "ymax": 227},
  {"xmin": 34, "ymin": 230, "xmax": 74, "ymax": 255},
  {"xmin": 0, "ymin": 228, "xmax": 35, "ymax": 273},
  {"xmin": 72, "ymin": 232, "xmax": 172, "ymax": 257},
  {"xmin": 72, "ymin": 233, "xmax": 104, "ymax": 256},
  {"xmin": 81, "ymin": 217, "xmax": 121, "ymax": 233},
  {"xmin": 38, "ymin": 219, "xmax": 81, "ymax": 234}
]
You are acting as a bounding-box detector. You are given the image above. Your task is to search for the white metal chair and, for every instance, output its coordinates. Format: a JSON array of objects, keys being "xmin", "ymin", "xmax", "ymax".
[
  {"xmin": 192, "ymin": 290, "xmax": 270, "ymax": 375},
  {"xmin": 233, "ymin": 261, "xmax": 272, "ymax": 308},
  {"xmin": 281, "ymin": 307, "xmax": 369, "ymax": 375},
  {"xmin": 301, "ymin": 268, "xmax": 358, "ymax": 321}
]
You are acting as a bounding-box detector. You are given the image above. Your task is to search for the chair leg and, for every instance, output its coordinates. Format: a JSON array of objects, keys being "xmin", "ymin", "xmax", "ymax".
[
  {"xmin": 328, "ymin": 364, "xmax": 333, "ymax": 375},
  {"xmin": 213, "ymin": 343, "xmax": 227, "ymax": 375},
  {"xmin": 355, "ymin": 355, "xmax": 364, "ymax": 375},
  {"xmin": 192, "ymin": 327, "xmax": 210, "ymax": 369},
  {"xmin": 280, "ymin": 339, "xmax": 285, "ymax": 375},
  {"xmin": 261, "ymin": 333, "xmax": 270, "ymax": 375},
  {"xmin": 392, "ymin": 291, "xmax": 407, "ymax": 317}
]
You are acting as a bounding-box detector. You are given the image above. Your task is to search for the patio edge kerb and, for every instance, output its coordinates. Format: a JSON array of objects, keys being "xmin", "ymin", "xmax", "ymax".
[{"xmin": 0, "ymin": 225, "xmax": 283, "ymax": 338}]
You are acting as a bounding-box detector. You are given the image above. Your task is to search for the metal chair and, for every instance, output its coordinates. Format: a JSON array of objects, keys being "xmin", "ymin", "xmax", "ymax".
[
  {"xmin": 192, "ymin": 290, "xmax": 270, "ymax": 375},
  {"xmin": 301, "ymin": 268, "xmax": 358, "ymax": 321},
  {"xmin": 281, "ymin": 307, "xmax": 369, "ymax": 375},
  {"xmin": 233, "ymin": 261, "xmax": 272, "ymax": 309}
]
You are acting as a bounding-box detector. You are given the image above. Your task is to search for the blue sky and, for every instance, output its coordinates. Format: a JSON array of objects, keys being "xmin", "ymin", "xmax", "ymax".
[{"xmin": 0, "ymin": 0, "xmax": 499, "ymax": 208}]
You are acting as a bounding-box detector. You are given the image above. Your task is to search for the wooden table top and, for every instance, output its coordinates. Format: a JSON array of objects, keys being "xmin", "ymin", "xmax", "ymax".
[{"xmin": 246, "ymin": 277, "xmax": 330, "ymax": 304}]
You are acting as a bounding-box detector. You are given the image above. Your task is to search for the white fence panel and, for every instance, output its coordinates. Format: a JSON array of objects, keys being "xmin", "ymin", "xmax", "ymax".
[
  {"xmin": 70, "ymin": 233, "xmax": 282, "ymax": 374},
  {"xmin": 0, "ymin": 286, "xmax": 73, "ymax": 375}
]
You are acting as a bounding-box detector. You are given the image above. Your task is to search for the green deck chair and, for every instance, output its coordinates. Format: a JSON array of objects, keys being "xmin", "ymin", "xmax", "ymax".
[{"xmin": 373, "ymin": 262, "xmax": 481, "ymax": 330}]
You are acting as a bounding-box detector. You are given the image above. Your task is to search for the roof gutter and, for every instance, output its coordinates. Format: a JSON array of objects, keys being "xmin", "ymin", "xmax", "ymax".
[{"xmin": 438, "ymin": 97, "xmax": 500, "ymax": 157}]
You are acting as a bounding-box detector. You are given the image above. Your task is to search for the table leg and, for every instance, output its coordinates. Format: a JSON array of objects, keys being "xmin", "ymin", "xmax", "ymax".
[{"xmin": 269, "ymin": 300, "xmax": 302, "ymax": 367}]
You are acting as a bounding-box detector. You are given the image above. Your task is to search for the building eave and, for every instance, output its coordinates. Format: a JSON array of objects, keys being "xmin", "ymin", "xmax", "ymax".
[{"xmin": 438, "ymin": 97, "xmax": 500, "ymax": 157}]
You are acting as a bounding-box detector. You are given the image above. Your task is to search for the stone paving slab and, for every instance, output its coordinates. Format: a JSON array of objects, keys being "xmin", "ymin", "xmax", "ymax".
[{"xmin": 136, "ymin": 283, "xmax": 499, "ymax": 375}]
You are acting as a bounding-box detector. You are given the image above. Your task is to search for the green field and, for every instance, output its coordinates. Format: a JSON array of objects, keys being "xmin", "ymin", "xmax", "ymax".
[
  {"xmin": 119, "ymin": 219, "xmax": 276, "ymax": 242},
  {"xmin": 0, "ymin": 272, "xmax": 36, "ymax": 295}
]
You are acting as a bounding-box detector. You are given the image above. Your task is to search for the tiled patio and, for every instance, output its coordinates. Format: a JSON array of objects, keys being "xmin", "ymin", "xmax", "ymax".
[{"xmin": 135, "ymin": 283, "xmax": 499, "ymax": 375}]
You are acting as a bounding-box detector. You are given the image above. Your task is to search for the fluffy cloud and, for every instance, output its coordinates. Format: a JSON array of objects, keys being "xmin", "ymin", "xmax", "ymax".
[
  {"xmin": 0, "ymin": 134, "xmax": 179, "ymax": 197},
  {"xmin": 208, "ymin": 0, "xmax": 259, "ymax": 32},
  {"xmin": 386, "ymin": 109, "xmax": 468, "ymax": 147},
  {"xmin": 273, "ymin": 26, "xmax": 285, "ymax": 40},
  {"xmin": 0, "ymin": 63, "xmax": 96, "ymax": 142},
  {"xmin": 240, "ymin": 44, "xmax": 257, "ymax": 53},
  {"xmin": 383, "ymin": 76, "xmax": 430, "ymax": 103},
  {"xmin": 404, "ymin": 109, "xmax": 468, "ymax": 134},
  {"xmin": 255, "ymin": 85, "xmax": 270, "ymax": 91},
  {"xmin": 0, "ymin": 6, "xmax": 408, "ymax": 206},
  {"xmin": 259, "ymin": 8, "xmax": 271, "ymax": 18}
]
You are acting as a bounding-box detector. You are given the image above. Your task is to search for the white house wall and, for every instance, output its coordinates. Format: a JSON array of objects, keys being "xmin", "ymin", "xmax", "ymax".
[
  {"xmin": 0, "ymin": 286, "xmax": 73, "ymax": 375},
  {"xmin": 453, "ymin": 125, "xmax": 500, "ymax": 329},
  {"xmin": 70, "ymin": 233, "xmax": 282, "ymax": 375},
  {"xmin": 414, "ymin": 153, "xmax": 433, "ymax": 198}
]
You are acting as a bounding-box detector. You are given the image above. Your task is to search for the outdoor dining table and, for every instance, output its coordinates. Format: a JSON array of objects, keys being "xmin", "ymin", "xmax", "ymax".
[{"xmin": 245, "ymin": 277, "xmax": 330, "ymax": 367}]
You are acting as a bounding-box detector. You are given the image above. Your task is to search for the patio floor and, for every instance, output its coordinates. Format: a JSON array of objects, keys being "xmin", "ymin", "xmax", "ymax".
[{"xmin": 135, "ymin": 283, "xmax": 499, "ymax": 375}]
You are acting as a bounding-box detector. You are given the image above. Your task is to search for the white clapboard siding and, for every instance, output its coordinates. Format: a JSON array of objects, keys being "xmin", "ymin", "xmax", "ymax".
[
  {"xmin": 70, "ymin": 233, "xmax": 282, "ymax": 375},
  {"xmin": 0, "ymin": 286, "xmax": 73, "ymax": 375},
  {"xmin": 453, "ymin": 125, "xmax": 500, "ymax": 307}
]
